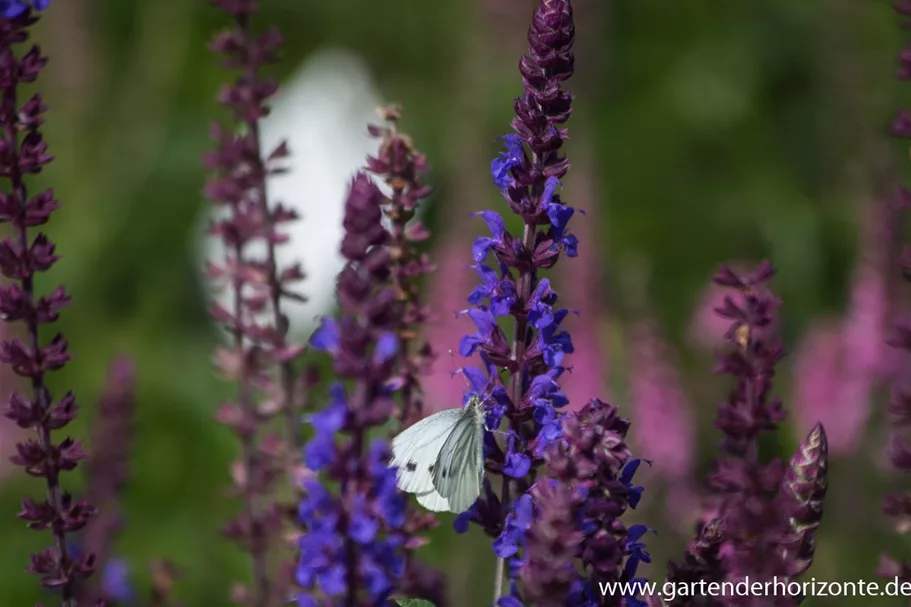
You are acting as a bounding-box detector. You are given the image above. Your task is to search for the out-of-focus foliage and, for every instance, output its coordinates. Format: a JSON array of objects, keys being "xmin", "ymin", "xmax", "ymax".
[{"xmin": 0, "ymin": 0, "xmax": 909, "ymax": 605}]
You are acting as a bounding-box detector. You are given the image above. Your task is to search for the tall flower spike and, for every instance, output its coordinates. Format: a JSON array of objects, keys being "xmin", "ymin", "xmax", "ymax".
[
  {"xmin": 301, "ymin": 171, "xmax": 428, "ymax": 605},
  {"xmin": 880, "ymin": 1, "xmax": 911, "ymax": 582},
  {"xmin": 0, "ymin": 5, "xmax": 99, "ymax": 605},
  {"xmin": 366, "ymin": 105, "xmax": 435, "ymax": 427},
  {"xmin": 677, "ymin": 262, "xmax": 827, "ymax": 605},
  {"xmin": 453, "ymin": 1, "xmax": 646, "ymax": 602},
  {"xmin": 367, "ymin": 107, "xmax": 446, "ymax": 604},
  {"xmin": 707, "ymin": 263, "xmax": 791, "ymax": 602},
  {"xmin": 205, "ymin": 0, "xmax": 300, "ymax": 603}
]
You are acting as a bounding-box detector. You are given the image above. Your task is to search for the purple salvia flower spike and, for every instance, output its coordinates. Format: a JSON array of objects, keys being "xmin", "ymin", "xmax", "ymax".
[
  {"xmin": 205, "ymin": 0, "xmax": 303, "ymax": 603},
  {"xmin": 459, "ymin": 0, "xmax": 608, "ymax": 601},
  {"xmin": 0, "ymin": 5, "xmax": 99, "ymax": 605},
  {"xmin": 299, "ymin": 124, "xmax": 443, "ymax": 602},
  {"xmin": 672, "ymin": 262, "xmax": 826, "ymax": 606},
  {"xmin": 880, "ymin": 2, "xmax": 911, "ymax": 583},
  {"xmin": 457, "ymin": 2, "xmax": 650, "ymax": 602}
]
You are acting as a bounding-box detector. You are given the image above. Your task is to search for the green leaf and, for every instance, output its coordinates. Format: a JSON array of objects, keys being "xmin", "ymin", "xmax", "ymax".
[{"xmin": 395, "ymin": 599, "xmax": 437, "ymax": 607}]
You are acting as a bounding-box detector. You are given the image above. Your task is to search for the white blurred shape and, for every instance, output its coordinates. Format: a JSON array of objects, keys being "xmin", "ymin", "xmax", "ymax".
[{"xmin": 199, "ymin": 49, "xmax": 383, "ymax": 337}]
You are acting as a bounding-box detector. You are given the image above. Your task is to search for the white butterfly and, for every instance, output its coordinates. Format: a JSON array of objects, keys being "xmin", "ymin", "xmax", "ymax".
[{"xmin": 390, "ymin": 395, "xmax": 486, "ymax": 513}]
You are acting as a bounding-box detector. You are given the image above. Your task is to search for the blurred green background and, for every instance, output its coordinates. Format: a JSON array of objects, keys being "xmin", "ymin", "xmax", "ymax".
[{"xmin": 1, "ymin": 0, "xmax": 910, "ymax": 605}]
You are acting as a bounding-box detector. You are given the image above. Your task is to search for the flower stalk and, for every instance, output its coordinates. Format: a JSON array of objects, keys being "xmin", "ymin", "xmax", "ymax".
[
  {"xmin": 0, "ymin": 4, "xmax": 98, "ymax": 606},
  {"xmin": 205, "ymin": 0, "xmax": 303, "ymax": 604}
]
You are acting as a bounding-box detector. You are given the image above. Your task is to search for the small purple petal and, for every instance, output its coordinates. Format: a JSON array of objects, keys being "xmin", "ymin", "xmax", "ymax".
[{"xmin": 309, "ymin": 317, "xmax": 340, "ymax": 354}]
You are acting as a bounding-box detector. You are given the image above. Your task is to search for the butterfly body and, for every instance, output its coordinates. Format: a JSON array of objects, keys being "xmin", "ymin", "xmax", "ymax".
[{"xmin": 390, "ymin": 396, "xmax": 486, "ymax": 513}]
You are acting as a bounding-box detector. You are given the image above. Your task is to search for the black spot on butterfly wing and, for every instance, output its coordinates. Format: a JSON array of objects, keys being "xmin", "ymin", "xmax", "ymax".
[
  {"xmin": 428, "ymin": 464, "xmax": 434, "ymax": 472},
  {"xmin": 405, "ymin": 461, "xmax": 417, "ymax": 472}
]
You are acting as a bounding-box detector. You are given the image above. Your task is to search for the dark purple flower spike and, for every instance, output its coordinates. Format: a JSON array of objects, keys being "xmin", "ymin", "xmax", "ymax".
[
  {"xmin": 205, "ymin": 0, "xmax": 305, "ymax": 604},
  {"xmin": 0, "ymin": 4, "xmax": 99, "ymax": 606},
  {"xmin": 670, "ymin": 263, "xmax": 828, "ymax": 606}
]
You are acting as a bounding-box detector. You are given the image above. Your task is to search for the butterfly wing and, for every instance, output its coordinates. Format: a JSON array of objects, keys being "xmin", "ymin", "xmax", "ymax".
[
  {"xmin": 432, "ymin": 404, "xmax": 485, "ymax": 514},
  {"xmin": 415, "ymin": 489, "xmax": 450, "ymax": 512},
  {"xmin": 390, "ymin": 408, "xmax": 464, "ymax": 497}
]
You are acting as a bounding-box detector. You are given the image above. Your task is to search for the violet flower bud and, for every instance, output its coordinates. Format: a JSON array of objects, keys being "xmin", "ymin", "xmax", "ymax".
[
  {"xmin": 0, "ymin": 6, "xmax": 98, "ymax": 605},
  {"xmin": 777, "ymin": 424, "xmax": 828, "ymax": 578}
]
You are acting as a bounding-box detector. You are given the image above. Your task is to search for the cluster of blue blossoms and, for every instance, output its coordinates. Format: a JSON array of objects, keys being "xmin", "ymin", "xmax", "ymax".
[{"xmin": 1, "ymin": 0, "xmax": 48, "ymax": 18}]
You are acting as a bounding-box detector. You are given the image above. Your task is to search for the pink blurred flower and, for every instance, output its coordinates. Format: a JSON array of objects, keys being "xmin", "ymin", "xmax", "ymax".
[
  {"xmin": 793, "ymin": 199, "xmax": 892, "ymax": 455},
  {"xmin": 421, "ymin": 236, "xmax": 476, "ymax": 413},
  {"xmin": 842, "ymin": 263, "xmax": 889, "ymax": 380},
  {"xmin": 627, "ymin": 316, "xmax": 695, "ymax": 480},
  {"xmin": 793, "ymin": 320, "xmax": 873, "ymax": 456},
  {"xmin": 555, "ymin": 174, "xmax": 609, "ymax": 410}
]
